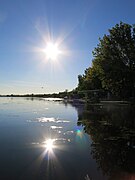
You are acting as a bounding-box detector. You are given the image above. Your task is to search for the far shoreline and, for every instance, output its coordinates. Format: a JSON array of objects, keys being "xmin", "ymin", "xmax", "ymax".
[{"xmin": 0, "ymin": 95, "xmax": 133, "ymax": 106}]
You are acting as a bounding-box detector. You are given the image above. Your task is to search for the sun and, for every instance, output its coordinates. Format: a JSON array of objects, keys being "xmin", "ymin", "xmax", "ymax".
[{"xmin": 44, "ymin": 42, "xmax": 61, "ymax": 60}]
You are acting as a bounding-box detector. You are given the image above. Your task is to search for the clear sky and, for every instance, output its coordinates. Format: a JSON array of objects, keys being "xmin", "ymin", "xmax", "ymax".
[{"xmin": 0, "ymin": 0, "xmax": 135, "ymax": 95}]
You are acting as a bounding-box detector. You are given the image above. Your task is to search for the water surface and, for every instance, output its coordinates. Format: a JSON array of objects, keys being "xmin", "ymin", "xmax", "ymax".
[{"xmin": 0, "ymin": 97, "xmax": 135, "ymax": 180}]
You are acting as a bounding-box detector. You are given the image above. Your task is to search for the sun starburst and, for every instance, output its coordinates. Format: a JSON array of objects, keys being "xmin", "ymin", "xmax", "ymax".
[{"xmin": 44, "ymin": 42, "xmax": 61, "ymax": 60}]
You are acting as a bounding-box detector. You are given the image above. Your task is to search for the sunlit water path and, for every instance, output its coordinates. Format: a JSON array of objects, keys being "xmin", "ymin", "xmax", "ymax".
[{"xmin": 1, "ymin": 97, "xmax": 134, "ymax": 180}]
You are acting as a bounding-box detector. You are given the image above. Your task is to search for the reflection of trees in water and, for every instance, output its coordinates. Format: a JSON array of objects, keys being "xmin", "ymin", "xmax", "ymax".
[{"xmin": 77, "ymin": 104, "xmax": 135, "ymax": 179}]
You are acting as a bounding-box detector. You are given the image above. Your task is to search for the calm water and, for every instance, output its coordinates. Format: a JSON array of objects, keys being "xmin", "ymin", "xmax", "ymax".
[{"xmin": 0, "ymin": 97, "xmax": 135, "ymax": 180}]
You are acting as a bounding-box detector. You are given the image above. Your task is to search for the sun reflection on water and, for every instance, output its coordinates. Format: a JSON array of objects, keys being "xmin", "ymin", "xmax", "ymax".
[{"xmin": 45, "ymin": 139, "xmax": 55, "ymax": 152}]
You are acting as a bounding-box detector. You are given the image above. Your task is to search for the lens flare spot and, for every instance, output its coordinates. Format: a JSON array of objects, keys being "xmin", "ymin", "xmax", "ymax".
[
  {"xmin": 77, "ymin": 129, "xmax": 81, "ymax": 133},
  {"xmin": 76, "ymin": 129, "xmax": 83, "ymax": 138}
]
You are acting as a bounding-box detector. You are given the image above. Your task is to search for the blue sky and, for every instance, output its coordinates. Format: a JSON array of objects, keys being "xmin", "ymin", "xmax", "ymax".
[{"xmin": 0, "ymin": 0, "xmax": 135, "ymax": 95}]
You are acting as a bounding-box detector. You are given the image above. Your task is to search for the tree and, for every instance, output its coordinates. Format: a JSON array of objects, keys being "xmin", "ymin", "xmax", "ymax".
[
  {"xmin": 78, "ymin": 67, "xmax": 102, "ymax": 91},
  {"xmin": 92, "ymin": 22, "xmax": 135, "ymax": 98},
  {"xmin": 77, "ymin": 22, "xmax": 135, "ymax": 100}
]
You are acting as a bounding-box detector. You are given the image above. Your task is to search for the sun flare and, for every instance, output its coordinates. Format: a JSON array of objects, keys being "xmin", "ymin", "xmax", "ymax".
[{"xmin": 44, "ymin": 42, "xmax": 61, "ymax": 60}]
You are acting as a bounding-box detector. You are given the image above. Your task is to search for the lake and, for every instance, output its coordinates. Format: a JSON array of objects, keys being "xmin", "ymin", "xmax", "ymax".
[{"xmin": 0, "ymin": 97, "xmax": 135, "ymax": 180}]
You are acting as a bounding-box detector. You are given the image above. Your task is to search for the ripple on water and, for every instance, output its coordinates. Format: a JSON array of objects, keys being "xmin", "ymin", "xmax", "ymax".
[
  {"xmin": 27, "ymin": 117, "xmax": 70, "ymax": 123},
  {"xmin": 50, "ymin": 126, "xmax": 63, "ymax": 129},
  {"xmin": 31, "ymin": 138, "xmax": 71, "ymax": 146}
]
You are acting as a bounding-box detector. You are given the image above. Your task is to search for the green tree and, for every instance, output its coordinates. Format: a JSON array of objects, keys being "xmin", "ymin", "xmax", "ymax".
[
  {"xmin": 77, "ymin": 22, "xmax": 135, "ymax": 100},
  {"xmin": 92, "ymin": 22, "xmax": 135, "ymax": 98},
  {"xmin": 78, "ymin": 67, "xmax": 102, "ymax": 91}
]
